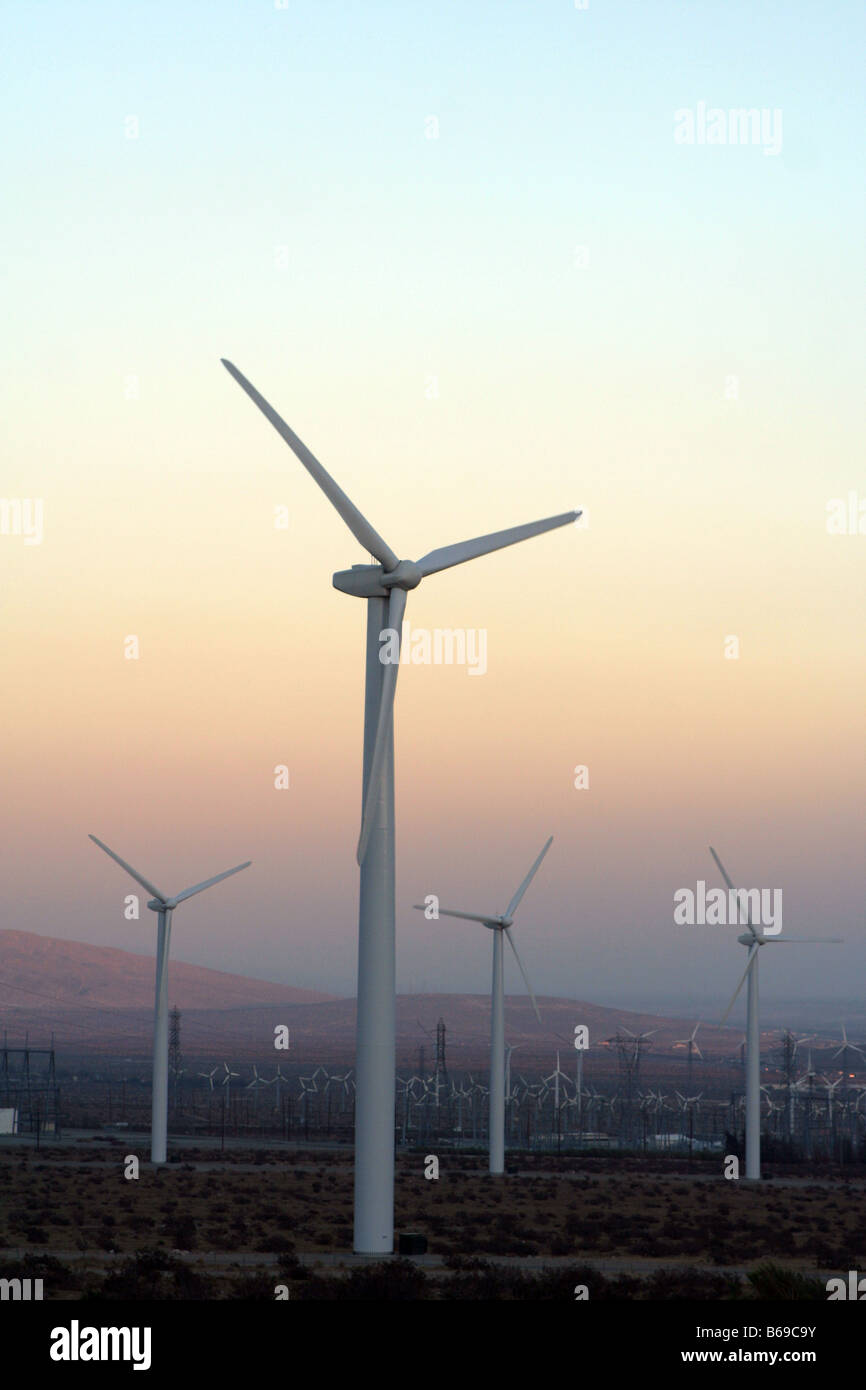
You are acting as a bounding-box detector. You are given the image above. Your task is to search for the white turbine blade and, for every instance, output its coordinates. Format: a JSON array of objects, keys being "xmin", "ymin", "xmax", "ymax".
[
  {"xmin": 89, "ymin": 835, "xmax": 167, "ymax": 903},
  {"xmin": 708, "ymin": 845, "xmax": 736, "ymax": 893},
  {"xmin": 416, "ymin": 513, "xmax": 578, "ymax": 579},
  {"xmin": 357, "ymin": 587, "xmax": 407, "ymax": 864},
  {"xmin": 708, "ymin": 845, "xmax": 759, "ymax": 938},
  {"xmin": 172, "ymin": 860, "xmax": 252, "ymax": 904},
  {"xmin": 504, "ymin": 836, "xmax": 553, "ymax": 920},
  {"xmin": 720, "ymin": 945, "xmax": 759, "ymax": 1024},
  {"xmin": 504, "ymin": 927, "xmax": 541, "ymax": 1023},
  {"xmin": 766, "ymin": 937, "xmax": 845, "ymax": 943},
  {"xmin": 412, "ymin": 905, "xmax": 494, "ymax": 924},
  {"xmin": 221, "ymin": 360, "xmax": 399, "ymax": 571}
]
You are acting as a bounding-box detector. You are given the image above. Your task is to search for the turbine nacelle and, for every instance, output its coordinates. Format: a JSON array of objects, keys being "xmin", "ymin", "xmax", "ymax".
[{"xmin": 333, "ymin": 565, "xmax": 389, "ymax": 598}]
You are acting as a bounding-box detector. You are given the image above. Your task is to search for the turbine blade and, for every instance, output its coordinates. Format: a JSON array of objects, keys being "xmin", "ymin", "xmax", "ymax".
[
  {"xmin": 504, "ymin": 836, "xmax": 553, "ymax": 920},
  {"xmin": 708, "ymin": 845, "xmax": 759, "ymax": 938},
  {"xmin": 357, "ymin": 587, "xmax": 407, "ymax": 864},
  {"xmin": 416, "ymin": 512, "xmax": 578, "ymax": 579},
  {"xmin": 172, "ymin": 861, "xmax": 252, "ymax": 904},
  {"xmin": 221, "ymin": 360, "xmax": 399, "ymax": 570},
  {"xmin": 766, "ymin": 937, "xmax": 845, "ymax": 943},
  {"xmin": 412, "ymin": 906, "xmax": 494, "ymax": 924},
  {"xmin": 89, "ymin": 835, "xmax": 167, "ymax": 903},
  {"xmin": 504, "ymin": 927, "xmax": 541, "ymax": 1023},
  {"xmin": 708, "ymin": 845, "xmax": 736, "ymax": 893},
  {"xmin": 720, "ymin": 945, "xmax": 759, "ymax": 1024}
]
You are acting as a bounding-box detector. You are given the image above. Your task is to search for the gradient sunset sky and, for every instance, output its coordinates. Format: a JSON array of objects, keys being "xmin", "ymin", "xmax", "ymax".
[{"xmin": 2, "ymin": 1, "xmax": 863, "ymax": 1017}]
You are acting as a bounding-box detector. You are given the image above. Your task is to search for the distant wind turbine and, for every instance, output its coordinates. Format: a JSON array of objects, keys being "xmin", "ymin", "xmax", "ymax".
[
  {"xmin": 832, "ymin": 1023, "xmax": 865, "ymax": 1072},
  {"xmin": 223, "ymin": 358, "xmax": 577, "ymax": 1251},
  {"xmin": 415, "ymin": 836, "xmax": 551, "ymax": 1175},
  {"xmin": 709, "ymin": 845, "xmax": 842, "ymax": 1180},
  {"xmin": 674, "ymin": 1022, "xmax": 703, "ymax": 1084},
  {"xmin": 88, "ymin": 835, "xmax": 250, "ymax": 1163}
]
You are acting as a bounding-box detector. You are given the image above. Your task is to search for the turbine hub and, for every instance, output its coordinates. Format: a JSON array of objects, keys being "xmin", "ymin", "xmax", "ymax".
[
  {"xmin": 382, "ymin": 559, "xmax": 423, "ymax": 590},
  {"xmin": 737, "ymin": 931, "xmax": 761, "ymax": 946}
]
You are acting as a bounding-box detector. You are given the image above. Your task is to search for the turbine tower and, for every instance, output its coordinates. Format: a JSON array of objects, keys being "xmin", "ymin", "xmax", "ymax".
[
  {"xmin": 223, "ymin": 359, "xmax": 577, "ymax": 1251},
  {"xmin": 414, "ymin": 837, "xmax": 551, "ymax": 1175},
  {"xmin": 89, "ymin": 835, "xmax": 250, "ymax": 1163},
  {"xmin": 709, "ymin": 845, "xmax": 842, "ymax": 1181}
]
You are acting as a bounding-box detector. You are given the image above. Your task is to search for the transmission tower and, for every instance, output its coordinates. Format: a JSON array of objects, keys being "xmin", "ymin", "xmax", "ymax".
[
  {"xmin": 435, "ymin": 1018, "xmax": 449, "ymax": 1088},
  {"xmin": 0, "ymin": 1030, "xmax": 60, "ymax": 1136},
  {"xmin": 780, "ymin": 1030, "xmax": 797, "ymax": 1141}
]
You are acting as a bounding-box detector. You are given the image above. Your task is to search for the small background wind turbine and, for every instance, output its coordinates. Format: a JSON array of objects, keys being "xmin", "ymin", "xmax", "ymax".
[
  {"xmin": 709, "ymin": 845, "xmax": 842, "ymax": 1180},
  {"xmin": 89, "ymin": 835, "xmax": 250, "ymax": 1163},
  {"xmin": 674, "ymin": 1022, "xmax": 703, "ymax": 1086},
  {"xmin": 415, "ymin": 836, "xmax": 551, "ymax": 1174},
  {"xmin": 832, "ymin": 1024, "xmax": 865, "ymax": 1074}
]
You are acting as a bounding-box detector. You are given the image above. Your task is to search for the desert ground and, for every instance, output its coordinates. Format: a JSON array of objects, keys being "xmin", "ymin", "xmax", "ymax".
[{"xmin": 2, "ymin": 1139, "xmax": 863, "ymax": 1299}]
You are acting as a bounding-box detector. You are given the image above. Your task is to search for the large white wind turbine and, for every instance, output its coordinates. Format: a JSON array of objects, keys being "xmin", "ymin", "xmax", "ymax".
[
  {"xmin": 709, "ymin": 845, "xmax": 842, "ymax": 1180},
  {"xmin": 414, "ymin": 836, "xmax": 552, "ymax": 1175},
  {"xmin": 223, "ymin": 360, "xmax": 577, "ymax": 1252},
  {"xmin": 88, "ymin": 835, "xmax": 251, "ymax": 1163}
]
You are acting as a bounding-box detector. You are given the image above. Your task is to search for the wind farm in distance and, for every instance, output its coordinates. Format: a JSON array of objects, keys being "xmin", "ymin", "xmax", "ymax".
[{"xmin": 3, "ymin": 921, "xmax": 866, "ymax": 1301}]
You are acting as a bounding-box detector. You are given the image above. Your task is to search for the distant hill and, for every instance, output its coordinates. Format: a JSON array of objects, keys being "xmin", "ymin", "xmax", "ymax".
[
  {"xmin": 0, "ymin": 930, "xmax": 759, "ymax": 1069},
  {"xmin": 0, "ymin": 929, "xmax": 338, "ymax": 1011}
]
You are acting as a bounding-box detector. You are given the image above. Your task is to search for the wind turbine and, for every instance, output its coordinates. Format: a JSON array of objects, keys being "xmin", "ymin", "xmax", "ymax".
[
  {"xmin": 709, "ymin": 845, "xmax": 842, "ymax": 1180},
  {"xmin": 674, "ymin": 1022, "xmax": 703, "ymax": 1085},
  {"xmin": 544, "ymin": 1050, "xmax": 572, "ymax": 1150},
  {"xmin": 832, "ymin": 1024, "xmax": 865, "ymax": 1073},
  {"xmin": 223, "ymin": 359, "xmax": 577, "ymax": 1251},
  {"xmin": 268, "ymin": 1063, "xmax": 288, "ymax": 1111},
  {"xmin": 88, "ymin": 835, "xmax": 250, "ymax": 1163},
  {"xmin": 823, "ymin": 1074, "xmax": 844, "ymax": 1122},
  {"xmin": 414, "ymin": 836, "xmax": 551, "ymax": 1175},
  {"xmin": 220, "ymin": 1062, "xmax": 240, "ymax": 1104}
]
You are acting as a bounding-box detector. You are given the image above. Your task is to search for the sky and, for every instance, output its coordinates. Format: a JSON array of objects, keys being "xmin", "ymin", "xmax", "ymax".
[{"xmin": 1, "ymin": 0, "xmax": 864, "ymax": 1022}]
